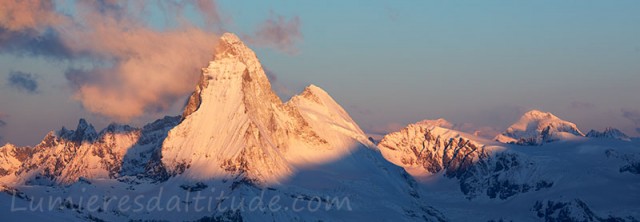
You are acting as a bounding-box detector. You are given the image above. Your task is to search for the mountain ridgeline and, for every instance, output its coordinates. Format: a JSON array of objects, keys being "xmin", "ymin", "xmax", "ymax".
[{"xmin": 0, "ymin": 33, "xmax": 638, "ymax": 221}]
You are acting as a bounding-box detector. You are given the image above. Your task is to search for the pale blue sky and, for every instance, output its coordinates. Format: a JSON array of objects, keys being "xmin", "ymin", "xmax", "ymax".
[{"xmin": 1, "ymin": 1, "xmax": 640, "ymax": 145}]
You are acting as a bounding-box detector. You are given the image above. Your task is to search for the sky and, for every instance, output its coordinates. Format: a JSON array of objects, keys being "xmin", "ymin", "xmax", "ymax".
[{"xmin": 1, "ymin": 0, "xmax": 640, "ymax": 146}]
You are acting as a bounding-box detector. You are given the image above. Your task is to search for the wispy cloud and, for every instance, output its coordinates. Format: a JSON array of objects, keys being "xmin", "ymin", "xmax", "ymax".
[
  {"xmin": 0, "ymin": 0, "xmax": 303, "ymax": 122},
  {"xmin": 263, "ymin": 67, "xmax": 294, "ymax": 100},
  {"xmin": 622, "ymin": 108, "xmax": 640, "ymax": 125},
  {"xmin": 7, "ymin": 71, "xmax": 39, "ymax": 93},
  {"xmin": 0, "ymin": 112, "xmax": 6, "ymax": 143},
  {"xmin": 365, "ymin": 122, "xmax": 406, "ymax": 135},
  {"xmin": 621, "ymin": 108, "xmax": 640, "ymax": 134},
  {"xmin": 452, "ymin": 123, "xmax": 501, "ymax": 138},
  {"xmin": 244, "ymin": 12, "xmax": 302, "ymax": 54}
]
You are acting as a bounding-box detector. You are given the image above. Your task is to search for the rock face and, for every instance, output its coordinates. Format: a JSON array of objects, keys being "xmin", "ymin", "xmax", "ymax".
[
  {"xmin": 0, "ymin": 144, "xmax": 33, "ymax": 178},
  {"xmin": 378, "ymin": 119, "xmax": 554, "ymax": 199},
  {"xmin": 0, "ymin": 116, "xmax": 179, "ymax": 186},
  {"xmin": 586, "ymin": 127, "xmax": 631, "ymax": 141},
  {"xmin": 378, "ymin": 120, "xmax": 489, "ymax": 177},
  {"xmin": 532, "ymin": 199, "xmax": 635, "ymax": 222},
  {"xmin": 495, "ymin": 110, "xmax": 585, "ymax": 146}
]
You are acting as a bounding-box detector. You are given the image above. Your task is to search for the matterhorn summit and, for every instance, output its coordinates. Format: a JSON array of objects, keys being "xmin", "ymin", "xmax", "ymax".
[
  {"xmin": 495, "ymin": 110, "xmax": 584, "ymax": 145},
  {"xmin": 160, "ymin": 33, "xmax": 379, "ymax": 184}
]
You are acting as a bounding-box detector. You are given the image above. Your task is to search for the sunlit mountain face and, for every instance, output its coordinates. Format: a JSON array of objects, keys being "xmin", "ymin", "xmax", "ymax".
[{"xmin": 1, "ymin": 1, "xmax": 640, "ymax": 222}]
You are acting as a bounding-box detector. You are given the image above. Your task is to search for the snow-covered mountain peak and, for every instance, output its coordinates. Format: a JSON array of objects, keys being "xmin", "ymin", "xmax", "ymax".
[
  {"xmin": 495, "ymin": 109, "xmax": 584, "ymax": 145},
  {"xmin": 287, "ymin": 84, "xmax": 374, "ymax": 148},
  {"xmin": 378, "ymin": 119, "xmax": 491, "ymax": 177},
  {"xmin": 522, "ymin": 109, "xmax": 557, "ymax": 119},
  {"xmin": 415, "ymin": 118, "xmax": 454, "ymax": 129},
  {"xmin": 296, "ymin": 84, "xmax": 325, "ymax": 104},
  {"xmin": 161, "ymin": 34, "xmax": 369, "ymax": 184},
  {"xmin": 213, "ymin": 32, "xmax": 258, "ymax": 63}
]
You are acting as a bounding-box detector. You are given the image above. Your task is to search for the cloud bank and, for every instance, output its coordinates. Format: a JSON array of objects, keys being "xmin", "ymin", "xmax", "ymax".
[
  {"xmin": 0, "ymin": 112, "xmax": 6, "ymax": 143},
  {"xmin": 0, "ymin": 0, "xmax": 303, "ymax": 121},
  {"xmin": 622, "ymin": 108, "xmax": 640, "ymax": 134},
  {"xmin": 7, "ymin": 71, "xmax": 39, "ymax": 93}
]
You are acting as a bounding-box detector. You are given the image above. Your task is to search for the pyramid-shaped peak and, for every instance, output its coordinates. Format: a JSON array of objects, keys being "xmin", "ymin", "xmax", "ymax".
[
  {"xmin": 219, "ymin": 33, "xmax": 242, "ymax": 44},
  {"xmin": 77, "ymin": 118, "xmax": 92, "ymax": 129},
  {"xmin": 58, "ymin": 118, "xmax": 98, "ymax": 143},
  {"xmin": 304, "ymin": 84, "xmax": 322, "ymax": 92},
  {"xmin": 214, "ymin": 32, "xmax": 256, "ymax": 61}
]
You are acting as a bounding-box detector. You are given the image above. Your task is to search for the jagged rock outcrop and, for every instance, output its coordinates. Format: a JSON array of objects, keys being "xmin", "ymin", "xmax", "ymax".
[
  {"xmin": 2, "ymin": 116, "xmax": 179, "ymax": 186},
  {"xmin": 378, "ymin": 120, "xmax": 489, "ymax": 176},
  {"xmin": 586, "ymin": 127, "xmax": 631, "ymax": 141},
  {"xmin": 532, "ymin": 199, "xmax": 637, "ymax": 222},
  {"xmin": 495, "ymin": 110, "xmax": 585, "ymax": 146},
  {"xmin": 457, "ymin": 152, "xmax": 553, "ymax": 199},
  {"xmin": 605, "ymin": 149, "xmax": 640, "ymax": 175},
  {"xmin": 0, "ymin": 144, "xmax": 33, "ymax": 179},
  {"xmin": 379, "ymin": 119, "xmax": 553, "ymax": 199}
]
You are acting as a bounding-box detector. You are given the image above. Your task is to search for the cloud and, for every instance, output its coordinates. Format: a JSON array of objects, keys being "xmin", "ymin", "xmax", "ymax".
[
  {"xmin": 451, "ymin": 123, "xmax": 501, "ymax": 139},
  {"xmin": 7, "ymin": 71, "xmax": 39, "ymax": 93},
  {"xmin": 0, "ymin": 0, "xmax": 220, "ymax": 121},
  {"xmin": 244, "ymin": 12, "xmax": 302, "ymax": 54},
  {"xmin": 622, "ymin": 108, "xmax": 640, "ymax": 125},
  {"xmin": 348, "ymin": 105, "xmax": 373, "ymax": 116},
  {"xmin": 0, "ymin": 0, "xmax": 304, "ymax": 122},
  {"xmin": 263, "ymin": 67, "xmax": 295, "ymax": 100},
  {"xmin": 385, "ymin": 6, "xmax": 400, "ymax": 21},
  {"xmin": 622, "ymin": 109, "xmax": 640, "ymax": 135},
  {"xmin": 0, "ymin": 0, "xmax": 71, "ymax": 57},
  {"xmin": 0, "ymin": 113, "xmax": 6, "ymax": 142},
  {"xmin": 0, "ymin": 0, "xmax": 65, "ymax": 32}
]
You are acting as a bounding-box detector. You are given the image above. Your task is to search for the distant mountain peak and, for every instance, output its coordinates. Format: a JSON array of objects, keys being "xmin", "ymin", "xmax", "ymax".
[
  {"xmin": 58, "ymin": 118, "xmax": 99, "ymax": 143},
  {"xmin": 495, "ymin": 109, "xmax": 584, "ymax": 145},
  {"xmin": 415, "ymin": 118, "xmax": 454, "ymax": 129},
  {"xmin": 586, "ymin": 127, "xmax": 631, "ymax": 141},
  {"xmin": 522, "ymin": 109, "xmax": 559, "ymax": 120}
]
